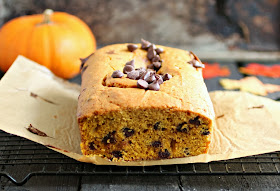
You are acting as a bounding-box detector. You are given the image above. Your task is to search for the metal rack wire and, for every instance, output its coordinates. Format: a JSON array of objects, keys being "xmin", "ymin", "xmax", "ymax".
[
  {"xmin": 1, "ymin": 60, "xmax": 280, "ymax": 186},
  {"xmin": 0, "ymin": 130, "xmax": 279, "ymax": 186}
]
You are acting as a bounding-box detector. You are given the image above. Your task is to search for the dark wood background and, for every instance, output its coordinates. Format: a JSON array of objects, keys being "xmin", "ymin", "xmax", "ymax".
[{"xmin": 0, "ymin": 0, "xmax": 280, "ymax": 52}]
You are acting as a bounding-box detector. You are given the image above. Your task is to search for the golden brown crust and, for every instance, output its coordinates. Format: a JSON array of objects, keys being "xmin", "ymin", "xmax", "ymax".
[
  {"xmin": 77, "ymin": 43, "xmax": 215, "ymax": 161},
  {"xmin": 77, "ymin": 44, "xmax": 215, "ymax": 120}
]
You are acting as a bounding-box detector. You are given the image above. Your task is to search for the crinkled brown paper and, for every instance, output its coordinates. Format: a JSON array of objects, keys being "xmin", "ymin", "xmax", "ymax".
[{"xmin": 0, "ymin": 56, "xmax": 280, "ymax": 166}]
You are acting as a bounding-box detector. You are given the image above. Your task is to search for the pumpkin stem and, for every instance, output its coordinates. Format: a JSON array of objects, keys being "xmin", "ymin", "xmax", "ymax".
[{"xmin": 42, "ymin": 9, "xmax": 53, "ymax": 24}]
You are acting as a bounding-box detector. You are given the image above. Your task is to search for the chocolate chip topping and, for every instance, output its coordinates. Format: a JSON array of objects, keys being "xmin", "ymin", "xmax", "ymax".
[
  {"xmin": 148, "ymin": 80, "xmax": 160, "ymax": 91},
  {"xmin": 81, "ymin": 65, "xmax": 88, "ymax": 75},
  {"xmin": 112, "ymin": 70, "xmax": 124, "ymax": 78},
  {"xmin": 153, "ymin": 62, "xmax": 161, "ymax": 70},
  {"xmin": 137, "ymin": 79, "xmax": 149, "ymax": 89},
  {"xmin": 155, "ymin": 48, "xmax": 164, "ymax": 54},
  {"xmin": 112, "ymin": 150, "xmax": 123, "ymax": 158},
  {"xmin": 149, "ymin": 44, "xmax": 156, "ymax": 50},
  {"xmin": 152, "ymin": 55, "xmax": 160, "ymax": 62},
  {"xmin": 190, "ymin": 59, "xmax": 205, "ymax": 68},
  {"xmin": 144, "ymin": 71, "xmax": 156, "ymax": 83},
  {"xmin": 147, "ymin": 64, "xmax": 155, "ymax": 69},
  {"xmin": 152, "ymin": 141, "xmax": 161, "ymax": 148},
  {"xmin": 127, "ymin": 44, "xmax": 138, "ymax": 52},
  {"xmin": 141, "ymin": 39, "xmax": 152, "ymax": 49},
  {"xmin": 162, "ymin": 73, "xmax": 172, "ymax": 81},
  {"xmin": 127, "ymin": 70, "xmax": 140, "ymax": 80},
  {"xmin": 80, "ymin": 53, "xmax": 94, "ymax": 69},
  {"xmin": 136, "ymin": 67, "xmax": 146, "ymax": 77},
  {"xmin": 155, "ymin": 74, "xmax": 163, "ymax": 85},
  {"xmin": 123, "ymin": 65, "xmax": 134, "ymax": 74},
  {"xmin": 147, "ymin": 49, "xmax": 156, "ymax": 60},
  {"xmin": 123, "ymin": 128, "xmax": 135, "ymax": 137},
  {"xmin": 189, "ymin": 51, "xmax": 205, "ymax": 68},
  {"xmin": 110, "ymin": 40, "xmax": 178, "ymax": 91},
  {"xmin": 158, "ymin": 149, "xmax": 170, "ymax": 159},
  {"xmin": 125, "ymin": 59, "xmax": 135, "ymax": 67}
]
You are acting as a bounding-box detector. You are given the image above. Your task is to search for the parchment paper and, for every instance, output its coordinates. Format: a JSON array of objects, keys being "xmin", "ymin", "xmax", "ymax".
[{"xmin": 0, "ymin": 56, "xmax": 280, "ymax": 166}]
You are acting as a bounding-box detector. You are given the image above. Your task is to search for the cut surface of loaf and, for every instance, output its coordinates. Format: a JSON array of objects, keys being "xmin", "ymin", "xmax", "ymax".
[{"xmin": 77, "ymin": 42, "xmax": 215, "ymax": 161}]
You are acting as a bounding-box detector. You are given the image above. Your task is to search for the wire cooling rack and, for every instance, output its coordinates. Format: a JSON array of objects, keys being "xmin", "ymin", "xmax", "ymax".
[{"xmin": 0, "ymin": 130, "xmax": 279, "ymax": 186}]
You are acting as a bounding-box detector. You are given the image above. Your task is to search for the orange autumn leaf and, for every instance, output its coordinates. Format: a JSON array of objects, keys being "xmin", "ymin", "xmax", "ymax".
[
  {"xmin": 202, "ymin": 63, "xmax": 231, "ymax": 79},
  {"xmin": 239, "ymin": 63, "xmax": 280, "ymax": 78},
  {"xmin": 220, "ymin": 76, "xmax": 280, "ymax": 96}
]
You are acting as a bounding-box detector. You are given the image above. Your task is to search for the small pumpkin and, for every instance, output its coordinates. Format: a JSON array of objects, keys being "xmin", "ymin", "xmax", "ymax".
[{"xmin": 0, "ymin": 9, "xmax": 96, "ymax": 79}]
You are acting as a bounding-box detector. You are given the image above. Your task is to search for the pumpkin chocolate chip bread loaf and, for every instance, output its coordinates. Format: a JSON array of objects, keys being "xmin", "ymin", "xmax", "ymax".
[{"xmin": 77, "ymin": 39, "xmax": 215, "ymax": 162}]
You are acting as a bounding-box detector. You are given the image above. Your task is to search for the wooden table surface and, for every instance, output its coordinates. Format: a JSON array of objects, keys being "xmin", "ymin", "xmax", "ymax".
[{"xmin": 0, "ymin": 61, "xmax": 280, "ymax": 190}]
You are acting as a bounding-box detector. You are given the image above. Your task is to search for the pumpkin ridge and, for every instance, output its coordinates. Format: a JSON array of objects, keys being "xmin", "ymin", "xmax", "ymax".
[
  {"xmin": 10, "ymin": 21, "xmax": 36, "ymax": 71},
  {"xmin": 0, "ymin": 10, "xmax": 96, "ymax": 78},
  {"xmin": 24, "ymin": 25, "xmax": 37, "ymax": 64},
  {"xmin": 47, "ymin": 24, "xmax": 57, "ymax": 76}
]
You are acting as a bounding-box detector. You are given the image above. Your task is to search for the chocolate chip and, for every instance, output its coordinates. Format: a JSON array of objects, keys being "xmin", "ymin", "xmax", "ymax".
[
  {"xmin": 153, "ymin": 62, "xmax": 161, "ymax": 70},
  {"xmin": 189, "ymin": 116, "xmax": 200, "ymax": 126},
  {"xmin": 80, "ymin": 53, "xmax": 94, "ymax": 69},
  {"xmin": 143, "ymin": 129, "xmax": 148, "ymax": 133},
  {"xmin": 125, "ymin": 59, "xmax": 135, "ymax": 67},
  {"xmin": 202, "ymin": 130, "xmax": 210, "ymax": 135},
  {"xmin": 162, "ymin": 73, "xmax": 172, "ymax": 81},
  {"xmin": 143, "ymin": 71, "xmax": 156, "ymax": 83},
  {"xmin": 158, "ymin": 149, "xmax": 170, "ymax": 159},
  {"xmin": 184, "ymin": 148, "xmax": 189, "ymax": 155},
  {"xmin": 155, "ymin": 48, "xmax": 164, "ymax": 54},
  {"xmin": 127, "ymin": 70, "xmax": 140, "ymax": 80},
  {"xmin": 128, "ymin": 141, "xmax": 132, "ymax": 144},
  {"xmin": 137, "ymin": 79, "xmax": 149, "ymax": 89},
  {"xmin": 123, "ymin": 65, "xmax": 134, "ymax": 74},
  {"xmin": 147, "ymin": 64, "xmax": 155, "ymax": 69},
  {"xmin": 147, "ymin": 49, "xmax": 156, "ymax": 60},
  {"xmin": 123, "ymin": 128, "xmax": 135, "ymax": 137},
  {"xmin": 152, "ymin": 141, "xmax": 161, "ymax": 148},
  {"xmin": 148, "ymin": 81, "xmax": 160, "ymax": 91},
  {"xmin": 155, "ymin": 74, "xmax": 163, "ymax": 85},
  {"xmin": 189, "ymin": 51, "xmax": 204, "ymax": 68},
  {"xmin": 141, "ymin": 39, "xmax": 152, "ymax": 49},
  {"xmin": 112, "ymin": 150, "xmax": 123, "ymax": 158},
  {"xmin": 81, "ymin": 65, "xmax": 88, "ymax": 75},
  {"xmin": 176, "ymin": 122, "xmax": 190, "ymax": 133},
  {"xmin": 102, "ymin": 131, "xmax": 116, "ymax": 145},
  {"xmin": 154, "ymin": 122, "xmax": 160, "ymax": 130},
  {"xmin": 193, "ymin": 60, "xmax": 205, "ymax": 68},
  {"xmin": 149, "ymin": 44, "xmax": 156, "ymax": 50},
  {"xmin": 161, "ymin": 128, "xmax": 166, "ymax": 131},
  {"xmin": 189, "ymin": 59, "xmax": 205, "ymax": 68},
  {"xmin": 136, "ymin": 67, "xmax": 146, "ymax": 77},
  {"xmin": 112, "ymin": 70, "xmax": 124, "ymax": 78},
  {"xmin": 127, "ymin": 44, "xmax": 138, "ymax": 52},
  {"xmin": 140, "ymin": 71, "xmax": 147, "ymax": 79},
  {"xmin": 136, "ymin": 67, "xmax": 146, "ymax": 71},
  {"xmin": 89, "ymin": 142, "xmax": 95, "ymax": 150},
  {"xmin": 147, "ymin": 69, "xmax": 156, "ymax": 73},
  {"xmin": 152, "ymin": 55, "xmax": 160, "ymax": 62}
]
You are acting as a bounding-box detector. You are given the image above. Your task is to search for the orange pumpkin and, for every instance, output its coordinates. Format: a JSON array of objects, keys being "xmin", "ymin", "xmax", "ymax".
[{"xmin": 0, "ymin": 9, "xmax": 96, "ymax": 79}]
